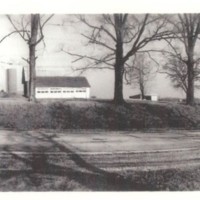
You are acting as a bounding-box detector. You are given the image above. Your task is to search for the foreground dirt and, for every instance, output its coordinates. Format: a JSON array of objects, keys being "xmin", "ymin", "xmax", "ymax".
[{"xmin": 0, "ymin": 129, "xmax": 200, "ymax": 191}]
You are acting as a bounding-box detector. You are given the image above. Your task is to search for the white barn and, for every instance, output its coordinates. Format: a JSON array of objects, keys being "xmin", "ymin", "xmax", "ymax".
[{"xmin": 35, "ymin": 76, "xmax": 90, "ymax": 99}]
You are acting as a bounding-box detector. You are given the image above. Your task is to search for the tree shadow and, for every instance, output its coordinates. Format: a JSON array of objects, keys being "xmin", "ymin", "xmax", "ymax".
[{"xmin": 0, "ymin": 131, "xmax": 156, "ymax": 191}]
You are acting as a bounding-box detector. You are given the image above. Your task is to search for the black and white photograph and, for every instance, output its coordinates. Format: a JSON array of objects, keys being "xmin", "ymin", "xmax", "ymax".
[{"xmin": 0, "ymin": 0, "xmax": 200, "ymax": 198}]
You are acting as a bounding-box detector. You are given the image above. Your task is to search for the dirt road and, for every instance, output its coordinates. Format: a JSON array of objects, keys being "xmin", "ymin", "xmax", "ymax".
[
  {"xmin": 0, "ymin": 129, "xmax": 200, "ymax": 171},
  {"xmin": 0, "ymin": 129, "xmax": 200, "ymax": 191}
]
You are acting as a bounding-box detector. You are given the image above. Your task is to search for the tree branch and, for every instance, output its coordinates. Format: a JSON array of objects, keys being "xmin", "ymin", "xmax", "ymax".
[
  {"xmin": 123, "ymin": 14, "xmax": 149, "ymax": 62},
  {"xmin": 0, "ymin": 30, "xmax": 24, "ymax": 43},
  {"xmin": 81, "ymin": 33, "xmax": 115, "ymax": 51},
  {"xmin": 79, "ymin": 15, "xmax": 117, "ymax": 42},
  {"xmin": 22, "ymin": 57, "xmax": 30, "ymax": 64},
  {"xmin": 61, "ymin": 48, "xmax": 115, "ymax": 69},
  {"xmin": 34, "ymin": 14, "xmax": 54, "ymax": 46},
  {"xmin": 6, "ymin": 15, "xmax": 30, "ymax": 43}
]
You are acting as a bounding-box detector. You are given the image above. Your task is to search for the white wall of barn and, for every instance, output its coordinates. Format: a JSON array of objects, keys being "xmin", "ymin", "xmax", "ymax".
[{"xmin": 35, "ymin": 87, "xmax": 90, "ymax": 99}]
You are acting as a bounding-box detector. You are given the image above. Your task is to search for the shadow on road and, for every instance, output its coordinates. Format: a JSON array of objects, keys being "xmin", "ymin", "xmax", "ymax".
[{"xmin": 0, "ymin": 131, "xmax": 157, "ymax": 191}]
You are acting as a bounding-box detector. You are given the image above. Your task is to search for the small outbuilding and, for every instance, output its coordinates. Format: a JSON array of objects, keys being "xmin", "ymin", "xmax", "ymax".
[
  {"xmin": 35, "ymin": 76, "xmax": 90, "ymax": 99},
  {"xmin": 129, "ymin": 94, "xmax": 158, "ymax": 101}
]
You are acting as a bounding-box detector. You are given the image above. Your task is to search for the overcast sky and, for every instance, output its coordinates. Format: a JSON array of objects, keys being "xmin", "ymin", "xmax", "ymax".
[{"xmin": 0, "ymin": 14, "xmax": 197, "ymax": 99}]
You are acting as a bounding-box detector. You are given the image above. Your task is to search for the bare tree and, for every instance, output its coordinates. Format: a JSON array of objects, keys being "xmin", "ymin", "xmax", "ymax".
[
  {"xmin": 163, "ymin": 14, "xmax": 200, "ymax": 105},
  {"xmin": 162, "ymin": 54, "xmax": 200, "ymax": 96},
  {"xmin": 126, "ymin": 54, "xmax": 156, "ymax": 99},
  {"xmin": 62, "ymin": 14, "xmax": 172, "ymax": 104},
  {"xmin": 162, "ymin": 56, "xmax": 188, "ymax": 94},
  {"xmin": 6, "ymin": 14, "xmax": 53, "ymax": 101}
]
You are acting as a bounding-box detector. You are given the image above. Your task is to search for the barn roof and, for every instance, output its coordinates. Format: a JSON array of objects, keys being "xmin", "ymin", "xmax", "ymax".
[{"xmin": 35, "ymin": 76, "xmax": 90, "ymax": 88}]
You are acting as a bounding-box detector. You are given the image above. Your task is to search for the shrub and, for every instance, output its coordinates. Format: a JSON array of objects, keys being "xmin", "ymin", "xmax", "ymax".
[
  {"xmin": 0, "ymin": 100, "xmax": 200, "ymax": 130},
  {"xmin": 0, "ymin": 103, "xmax": 49, "ymax": 130}
]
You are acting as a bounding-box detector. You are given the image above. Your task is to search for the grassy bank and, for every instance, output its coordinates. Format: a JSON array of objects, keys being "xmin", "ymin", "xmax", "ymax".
[{"xmin": 0, "ymin": 100, "xmax": 200, "ymax": 130}]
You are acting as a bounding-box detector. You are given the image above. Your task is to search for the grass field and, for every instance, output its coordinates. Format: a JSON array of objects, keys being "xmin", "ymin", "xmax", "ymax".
[{"xmin": 0, "ymin": 129, "xmax": 200, "ymax": 191}]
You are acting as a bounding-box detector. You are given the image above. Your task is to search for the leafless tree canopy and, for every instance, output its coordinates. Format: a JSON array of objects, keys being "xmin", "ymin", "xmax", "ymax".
[
  {"xmin": 126, "ymin": 54, "xmax": 156, "ymax": 98},
  {"xmin": 6, "ymin": 14, "xmax": 54, "ymax": 101},
  {"xmin": 2, "ymin": 14, "xmax": 200, "ymax": 105},
  {"xmin": 6, "ymin": 14, "xmax": 54, "ymax": 63},
  {"xmin": 162, "ymin": 55, "xmax": 200, "ymax": 93},
  {"xmin": 63, "ymin": 14, "xmax": 171, "ymax": 71},
  {"xmin": 62, "ymin": 14, "xmax": 172, "ymax": 104},
  {"xmin": 162, "ymin": 14, "xmax": 200, "ymax": 104}
]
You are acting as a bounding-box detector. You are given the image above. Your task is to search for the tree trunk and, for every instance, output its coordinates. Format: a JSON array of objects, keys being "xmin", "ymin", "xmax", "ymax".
[
  {"xmin": 113, "ymin": 14, "xmax": 126, "ymax": 105},
  {"xmin": 114, "ymin": 63, "xmax": 124, "ymax": 104},
  {"xmin": 139, "ymin": 75, "xmax": 145, "ymax": 100},
  {"xmin": 28, "ymin": 14, "xmax": 40, "ymax": 102},
  {"xmin": 141, "ymin": 87, "xmax": 145, "ymax": 100},
  {"xmin": 113, "ymin": 35, "xmax": 125, "ymax": 104},
  {"xmin": 186, "ymin": 63, "xmax": 195, "ymax": 105},
  {"xmin": 29, "ymin": 44, "xmax": 36, "ymax": 101}
]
